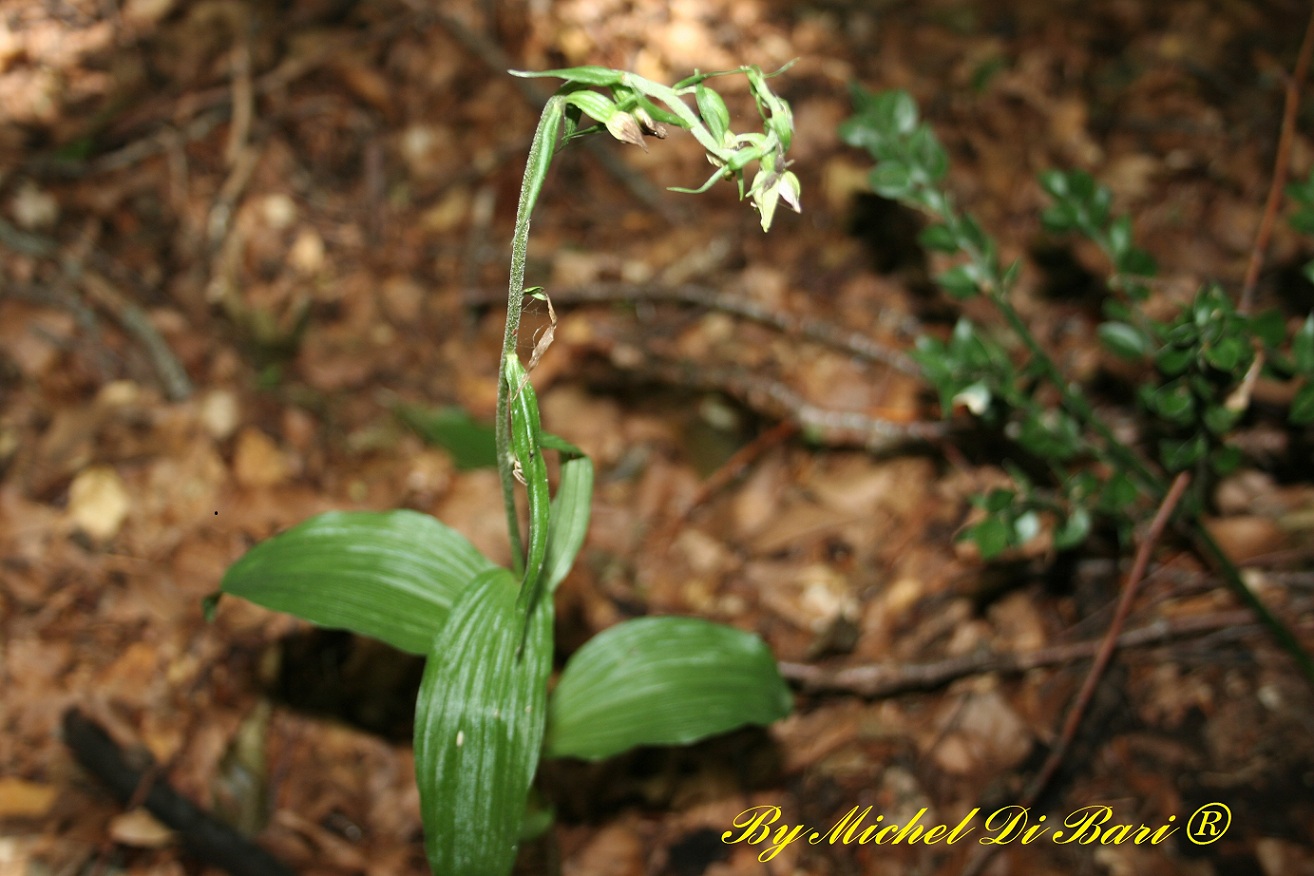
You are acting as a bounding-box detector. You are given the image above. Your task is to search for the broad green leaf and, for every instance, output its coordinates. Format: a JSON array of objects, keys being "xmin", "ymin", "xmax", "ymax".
[
  {"xmin": 545, "ymin": 617, "xmax": 792, "ymax": 761},
  {"xmin": 543, "ymin": 455, "xmax": 594, "ymax": 594},
  {"xmin": 217, "ymin": 510, "xmax": 494, "ymax": 655},
  {"xmin": 415, "ymin": 568, "xmax": 554, "ymax": 876},
  {"xmin": 394, "ymin": 403, "xmax": 498, "ymax": 470}
]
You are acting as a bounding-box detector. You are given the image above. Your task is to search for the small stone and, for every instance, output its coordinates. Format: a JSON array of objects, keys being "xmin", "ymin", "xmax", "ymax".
[
  {"xmin": 233, "ymin": 427, "xmax": 291, "ymax": 488},
  {"xmin": 67, "ymin": 465, "xmax": 131, "ymax": 541}
]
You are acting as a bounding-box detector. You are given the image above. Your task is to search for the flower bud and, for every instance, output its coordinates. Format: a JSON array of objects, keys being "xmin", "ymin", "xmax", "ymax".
[
  {"xmin": 634, "ymin": 106, "xmax": 667, "ymax": 140},
  {"xmin": 605, "ymin": 111, "xmax": 647, "ymax": 149}
]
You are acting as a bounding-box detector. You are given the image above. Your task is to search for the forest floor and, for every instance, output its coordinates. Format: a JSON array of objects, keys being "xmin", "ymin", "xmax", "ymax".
[{"xmin": 3, "ymin": 0, "xmax": 1314, "ymax": 874}]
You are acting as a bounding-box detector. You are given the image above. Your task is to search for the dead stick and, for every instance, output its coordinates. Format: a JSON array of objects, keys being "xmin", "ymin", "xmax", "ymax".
[
  {"xmin": 1239, "ymin": 4, "xmax": 1314, "ymax": 313},
  {"xmin": 779, "ymin": 607, "xmax": 1253, "ymax": 697},
  {"xmin": 78, "ymin": 268, "xmax": 195, "ymax": 401},
  {"xmin": 464, "ymin": 281, "xmax": 921, "ymax": 374},
  {"xmin": 62, "ymin": 709, "xmax": 293, "ymax": 876},
  {"xmin": 961, "ymin": 470, "xmax": 1193, "ymax": 876},
  {"xmin": 634, "ymin": 356, "xmax": 943, "ymax": 450}
]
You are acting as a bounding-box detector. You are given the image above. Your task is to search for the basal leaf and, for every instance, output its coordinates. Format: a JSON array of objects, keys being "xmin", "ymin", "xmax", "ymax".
[
  {"xmin": 217, "ymin": 510, "xmax": 495, "ymax": 655},
  {"xmin": 545, "ymin": 617, "xmax": 792, "ymax": 761},
  {"xmin": 394, "ymin": 403, "xmax": 498, "ymax": 470},
  {"xmin": 415, "ymin": 568, "xmax": 554, "ymax": 876}
]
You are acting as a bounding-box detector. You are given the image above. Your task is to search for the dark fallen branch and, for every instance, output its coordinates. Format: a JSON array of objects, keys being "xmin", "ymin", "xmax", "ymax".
[
  {"xmin": 779, "ymin": 609, "xmax": 1256, "ymax": 698},
  {"xmin": 61, "ymin": 709, "xmax": 295, "ymax": 876}
]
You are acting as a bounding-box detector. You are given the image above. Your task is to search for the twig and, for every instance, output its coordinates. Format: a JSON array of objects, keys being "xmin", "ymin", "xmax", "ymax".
[
  {"xmin": 0, "ymin": 217, "xmax": 59, "ymax": 257},
  {"xmin": 77, "ymin": 268, "xmax": 195, "ymax": 401},
  {"xmin": 1029, "ymin": 471, "xmax": 1189, "ymax": 799},
  {"xmin": 1, "ymin": 224, "xmax": 194, "ymax": 401},
  {"xmin": 1238, "ymin": 3, "xmax": 1314, "ymax": 314},
  {"xmin": 680, "ymin": 419, "xmax": 798, "ymax": 518},
  {"xmin": 960, "ymin": 471, "xmax": 1193, "ymax": 876},
  {"xmin": 779, "ymin": 607, "xmax": 1252, "ymax": 697},
  {"xmin": 224, "ymin": 29, "xmax": 255, "ymax": 169},
  {"xmin": 464, "ymin": 281, "xmax": 922, "ymax": 374},
  {"xmin": 634, "ymin": 356, "xmax": 943, "ymax": 451},
  {"xmin": 62, "ymin": 709, "xmax": 294, "ymax": 876}
]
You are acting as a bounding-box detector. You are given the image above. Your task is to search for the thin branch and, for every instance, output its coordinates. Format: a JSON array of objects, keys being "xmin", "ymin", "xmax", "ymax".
[
  {"xmin": 780, "ymin": 606, "xmax": 1252, "ymax": 698},
  {"xmin": 1028, "ymin": 471, "xmax": 1190, "ymax": 801},
  {"xmin": 0, "ymin": 217, "xmax": 59, "ymax": 257},
  {"xmin": 77, "ymin": 269, "xmax": 195, "ymax": 401},
  {"xmin": 464, "ymin": 281, "xmax": 922, "ymax": 374},
  {"xmin": 1239, "ymin": 3, "xmax": 1314, "ymax": 314},
  {"xmin": 961, "ymin": 470, "xmax": 1193, "ymax": 876},
  {"xmin": 632, "ymin": 356, "xmax": 944, "ymax": 451}
]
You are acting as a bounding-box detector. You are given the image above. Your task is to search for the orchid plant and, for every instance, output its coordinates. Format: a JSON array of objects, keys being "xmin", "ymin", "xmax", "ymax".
[{"xmin": 209, "ymin": 63, "xmax": 800, "ymax": 875}]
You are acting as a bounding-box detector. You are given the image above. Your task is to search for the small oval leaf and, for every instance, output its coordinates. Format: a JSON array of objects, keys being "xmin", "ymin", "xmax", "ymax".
[
  {"xmin": 545, "ymin": 617, "xmax": 792, "ymax": 761},
  {"xmin": 1098, "ymin": 321, "xmax": 1147, "ymax": 359}
]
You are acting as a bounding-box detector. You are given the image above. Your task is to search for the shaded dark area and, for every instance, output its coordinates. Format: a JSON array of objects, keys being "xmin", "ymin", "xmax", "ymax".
[{"xmin": 274, "ymin": 630, "xmax": 424, "ymax": 741}]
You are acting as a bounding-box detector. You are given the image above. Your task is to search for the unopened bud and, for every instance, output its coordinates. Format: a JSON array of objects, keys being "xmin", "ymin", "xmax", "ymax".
[
  {"xmin": 634, "ymin": 107, "xmax": 667, "ymax": 140},
  {"xmin": 605, "ymin": 112, "xmax": 647, "ymax": 150}
]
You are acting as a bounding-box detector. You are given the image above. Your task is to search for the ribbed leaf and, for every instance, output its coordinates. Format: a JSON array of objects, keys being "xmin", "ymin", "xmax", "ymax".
[
  {"xmin": 218, "ymin": 510, "xmax": 494, "ymax": 655},
  {"xmin": 543, "ymin": 454, "xmax": 593, "ymax": 594},
  {"xmin": 545, "ymin": 617, "xmax": 792, "ymax": 761},
  {"xmin": 415, "ymin": 567, "xmax": 554, "ymax": 876}
]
